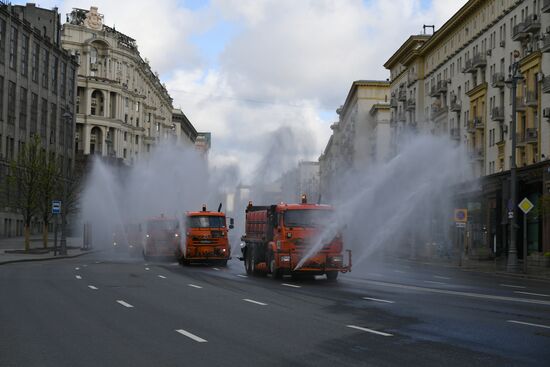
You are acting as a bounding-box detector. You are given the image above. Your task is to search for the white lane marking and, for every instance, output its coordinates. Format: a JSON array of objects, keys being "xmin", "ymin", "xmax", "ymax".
[
  {"xmin": 507, "ymin": 320, "xmax": 550, "ymax": 330},
  {"xmin": 347, "ymin": 325, "xmax": 393, "ymax": 337},
  {"xmin": 116, "ymin": 300, "xmax": 134, "ymax": 308},
  {"xmin": 88, "ymin": 285, "xmax": 98, "ymax": 290},
  {"xmin": 237, "ymin": 274, "xmax": 248, "ymax": 278},
  {"xmin": 346, "ymin": 278, "xmax": 550, "ymax": 306},
  {"xmin": 281, "ymin": 283, "xmax": 301, "ymax": 288},
  {"xmin": 75, "ymin": 275, "xmax": 82, "ymax": 280},
  {"xmin": 175, "ymin": 329, "xmax": 207, "ymax": 343},
  {"xmin": 434, "ymin": 275, "xmax": 451, "ymax": 280},
  {"xmin": 514, "ymin": 291, "xmax": 550, "ymax": 298},
  {"xmin": 362, "ymin": 297, "xmax": 395, "ymax": 304},
  {"xmin": 158, "ymin": 275, "xmax": 167, "ymax": 279},
  {"xmin": 393, "ymin": 270, "xmax": 405, "ymax": 274},
  {"xmin": 144, "ymin": 263, "xmax": 149, "ymax": 266},
  {"xmin": 212, "ymin": 267, "xmax": 220, "ymax": 271},
  {"xmin": 243, "ymin": 298, "xmax": 267, "ymax": 306},
  {"xmin": 75, "ymin": 267, "xmax": 80, "ymax": 270},
  {"xmin": 424, "ymin": 280, "xmax": 447, "ymax": 285},
  {"xmin": 82, "ymin": 264, "xmax": 88, "ymax": 267},
  {"xmin": 188, "ymin": 284, "xmax": 202, "ymax": 289},
  {"xmin": 145, "ymin": 268, "xmax": 150, "ymax": 271},
  {"xmin": 500, "ymin": 284, "xmax": 527, "ymax": 289}
]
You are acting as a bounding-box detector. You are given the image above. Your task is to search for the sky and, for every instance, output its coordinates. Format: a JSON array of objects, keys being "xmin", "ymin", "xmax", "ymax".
[{"xmin": 15, "ymin": 0, "xmax": 468, "ymax": 180}]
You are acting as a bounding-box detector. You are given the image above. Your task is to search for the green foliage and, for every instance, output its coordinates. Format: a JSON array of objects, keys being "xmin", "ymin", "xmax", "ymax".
[{"xmin": 544, "ymin": 252, "xmax": 550, "ymax": 258}]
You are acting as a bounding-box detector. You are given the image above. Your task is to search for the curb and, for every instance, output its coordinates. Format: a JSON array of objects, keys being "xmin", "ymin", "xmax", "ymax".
[{"xmin": 0, "ymin": 250, "xmax": 97, "ymax": 266}]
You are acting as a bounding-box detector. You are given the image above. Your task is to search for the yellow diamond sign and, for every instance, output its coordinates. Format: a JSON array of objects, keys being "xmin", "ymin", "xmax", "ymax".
[{"xmin": 518, "ymin": 198, "xmax": 534, "ymax": 214}]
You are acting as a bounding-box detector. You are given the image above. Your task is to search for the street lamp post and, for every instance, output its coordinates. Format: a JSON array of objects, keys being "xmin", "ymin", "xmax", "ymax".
[
  {"xmin": 60, "ymin": 110, "xmax": 72, "ymax": 256},
  {"xmin": 505, "ymin": 54, "xmax": 523, "ymax": 272}
]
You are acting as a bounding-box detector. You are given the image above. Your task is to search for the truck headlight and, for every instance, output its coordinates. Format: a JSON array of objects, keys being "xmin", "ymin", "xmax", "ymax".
[
  {"xmin": 330, "ymin": 256, "xmax": 343, "ymax": 264},
  {"xmin": 113, "ymin": 242, "xmax": 117, "ymax": 246},
  {"xmin": 286, "ymin": 232, "xmax": 292, "ymax": 238},
  {"xmin": 175, "ymin": 233, "xmax": 179, "ymax": 238},
  {"xmin": 280, "ymin": 255, "xmax": 291, "ymax": 262}
]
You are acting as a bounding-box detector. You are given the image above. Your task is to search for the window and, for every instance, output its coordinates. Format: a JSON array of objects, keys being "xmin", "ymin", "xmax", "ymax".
[
  {"xmin": 41, "ymin": 98, "xmax": 48, "ymax": 140},
  {"xmin": 19, "ymin": 87, "xmax": 27, "ymax": 132},
  {"xmin": 60, "ymin": 62, "xmax": 66, "ymax": 98},
  {"xmin": 0, "ymin": 76, "xmax": 3, "ymax": 121},
  {"xmin": 135, "ymin": 135, "xmax": 138, "ymax": 145},
  {"xmin": 30, "ymin": 93, "xmax": 38, "ymax": 135},
  {"xmin": 124, "ymin": 131, "xmax": 127, "ymax": 141},
  {"xmin": 51, "ymin": 56, "xmax": 58, "ymax": 94},
  {"xmin": 0, "ymin": 19, "xmax": 6, "ymax": 64},
  {"xmin": 31, "ymin": 42, "xmax": 39, "ymax": 82},
  {"xmin": 7, "ymin": 81, "xmax": 16, "ymax": 125},
  {"xmin": 9, "ymin": 26, "xmax": 17, "ymax": 70},
  {"xmin": 123, "ymin": 148, "xmax": 127, "ymax": 158},
  {"xmin": 49, "ymin": 103, "xmax": 57, "ymax": 145},
  {"xmin": 42, "ymin": 49, "xmax": 49, "ymax": 89},
  {"xmin": 21, "ymin": 34, "xmax": 29, "ymax": 77},
  {"xmin": 68, "ymin": 67, "xmax": 75, "ymax": 102}
]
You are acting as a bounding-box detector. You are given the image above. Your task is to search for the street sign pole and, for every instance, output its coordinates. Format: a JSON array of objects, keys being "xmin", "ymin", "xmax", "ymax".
[
  {"xmin": 51, "ymin": 200, "xmax": 62, "ymax": 255},
  {"xmin": 518, "ymin": 197, "xmax": 534, "ymax": 274},
  {"xmin": 53, "ymin": 215, "xmax": 58, "ymax": 256}
]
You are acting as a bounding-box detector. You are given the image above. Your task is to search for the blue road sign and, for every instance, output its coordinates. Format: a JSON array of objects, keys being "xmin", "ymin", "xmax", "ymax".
[{"xmin": 52, "ymin": 200, "xmax": 61, "ymax": 215}]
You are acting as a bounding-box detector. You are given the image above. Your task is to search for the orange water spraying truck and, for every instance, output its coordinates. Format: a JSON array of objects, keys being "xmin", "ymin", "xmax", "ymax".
[
  {"xmin": 240, "ymin": 195, "xmax": 351, "ymax": 280},
  {"xmin": 177, "ymin": 204, "xmax": 233, "ymax": 266}
]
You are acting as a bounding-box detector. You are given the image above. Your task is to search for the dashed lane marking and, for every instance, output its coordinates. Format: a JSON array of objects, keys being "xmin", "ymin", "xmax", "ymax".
[
  {"xmin": 243, "ymin": 298, "xmax": 267, "ymax": 306},
  {"xmin": 434, "ymin": 275, "xmax": 451, "ymax": 280},
  {"xmin": 75, "ymin": 275, "xmax": 82, "ymax": 280},
  {"xmin": 212, "ymin": 267, "xmax": 220, "ymax": 271},
  {"xmin": 424, "ymin": 280, "xmax": 447, "ymax": 285},
  {"xmin": 362, "ymin": 297, "xmax": 395, "ymax": 304},
  {"xmin": 507, "ymin": 320, "xmax": 550, "ymax": 329},
  {"xmin": 514, "ymin": 291, "xmax": 550, "ymax": 298},
  {"xmin": 188, "ymin": 284, "xmax": 202, "ymax": 289},
  {"xmin": 237, "ymin": 274, "xmax": 248, "ymax": 278},
  {"xmin": 116, "ymin": 300, "xmax": 134, "ymax": 308},
  {"xmin": 281, "ymin": 283, "xmax": 301, "ymax": 288},
  {"xmin": 158, "ymin": 275, "xmax": 167, "ymax": 279},
  {"xmin": 347, "ymin": 325, "xmax": 393, "ymax": 337},
  {"xmin": 393, "ymin": 270, "xmax": 405, "ymax": 274},
  {"xmin": 175, "ymin": 329, "xmax": 207, "ymax": 343},
  {"xmin": 88, "ymin": 285, "xmax": 98, "ymax": 290},
  {"xmin": 500, "ymin": 284, "xmax": 527, "ymax": 289},
  {"xmin": 75, "ymin": 267, "xmax": 80, "ymax": 270},
  {"xmin": 145, "ymin": 268, "xmax": 150, "ymax": 271}
]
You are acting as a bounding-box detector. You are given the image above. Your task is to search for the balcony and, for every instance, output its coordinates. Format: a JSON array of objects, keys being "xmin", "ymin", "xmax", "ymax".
[
  {"xmin": 543, "ymin": 0, "xmax": 550, "ymax": 13},
  {"xmin": 431, "ymin": 104, "xmax": 448, "ymax": 119},
  {"xmin": 450, "ymin": 96, "xmax": 462, "ymax": 112},
  {"xmin": 406, "ymin": 98, "xmax": 416, "ymax": 111},
  {"xmin": 543, "ymin": 76, "xmax": 550, "ymax": 94},
  {"xmin": 469, "ymin": 148, "xmax": 484, "ymax": 161},
  {"xmin": 398, "ymin": 90, "xmax": 407, "ymax": 102},
  {"xmin": 491, "ymin": 106, "xmax": 504, "ymax": 121},
  {"xmin": 512, "ymin": 23, "xmax": 528, "ymax": 41},
  {"xmin": 541, "ymin": 34, "xmax": 550, "ymax": 53},
  {"xmin": 491, "ymin": 73, "xmax": 505, "ymax": 88},
  {"xmin": 437, "ymin": 80, "xmax": 448, "ymax": 94},
  {"xmin": 462, "ymin": 58, "xmax": 475, "ymax": 73},
  {"xmin": 516, "ymin": 97, "xmax": 526, "ymax": 111},
  {"xmin": 429, "ymin": 84, "xmax": 439, "ymax": 97},
  {"xmin": 525, "ymin": 91, "xmax": 538, "ymax": 106},
  {"xmin": 524, "ymin": 14, "xmax": 541, "ymax": 33},
  {"xmin": 472, "ymin": 53, "xmax": 487, "ymax": 69},
  {"xmin": 407, "ymin": 72, "xmax": 418, "ymax": 87},
  {"xmin": 526, "ymin": 128, "xmax": 538, "ymax": 143},
  {"xmin": 450, "ymin": 128, "xmax": 460, "ymax": 140},
  {"xmin": 390, "ymin": 97, "xmax": 398, "ymax": 108}
]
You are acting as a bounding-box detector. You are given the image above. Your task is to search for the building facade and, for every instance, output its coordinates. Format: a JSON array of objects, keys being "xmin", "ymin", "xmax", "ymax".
[
  {"xmin": 172, "ymin": 108, "xmax": 197, "ymax": 148},
  {"xmin": 62, "ymin": 7, "xmax": 192, "ymax": 165},
  {"xmin": 319, "ymin": 80, "xmax": 390, "ymax": 201},
  {"xmin": 0, "ymin": 3, "xmax": 77, "ymax": 237},
  {"xmin": 384, "ymin": 0, "xmax": 550, "ymax": 256}
]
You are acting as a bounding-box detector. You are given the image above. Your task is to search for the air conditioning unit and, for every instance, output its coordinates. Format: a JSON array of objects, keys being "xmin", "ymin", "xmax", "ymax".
[
  {"xmin": 500, "ymin": 40, "xmax": 506, "ymax": 47},
  {"xmin": 486, "ymin": 49, "xmax": 492, "ymax": 56},
  {"xmin": 543, "ymin": 107, "xmax": 550, "ymax": 119}
]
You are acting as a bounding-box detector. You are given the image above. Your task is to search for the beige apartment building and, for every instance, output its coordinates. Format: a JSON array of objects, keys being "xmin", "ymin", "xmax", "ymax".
[
  {"xmin": 384, "ymin": 0, "xmax": 550, "ymax": 257},
  {"xmin": 61, "ymin": 7, "xmax": 196, "ymax": 165},
  {"xmin": 319, "ymin": 80, "xmax": 390, "ymax": 201}
]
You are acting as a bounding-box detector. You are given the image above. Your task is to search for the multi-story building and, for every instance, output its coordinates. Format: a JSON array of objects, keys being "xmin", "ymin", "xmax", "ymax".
[
  {"xmin": 0, "ymin": 3, "xmax": 78, "ymax": 237},
  {"xmin": 319, "ymin": 80, "xmax": 390, "ymax": 201},
  {"xmin": 172, "ymin": 108, "xmax": 197, "ymax": 148},
  {"xmin": 384, "ymin": 0, "xmax": 550, "ymax": 257},
  {"xmin": 62, "ymin": 7, "xmax": 193, "ymax": 164}
]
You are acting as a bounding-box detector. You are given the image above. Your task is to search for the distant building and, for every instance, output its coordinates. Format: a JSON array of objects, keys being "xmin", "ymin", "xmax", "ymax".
[
  {"xmin": 62, "ymin": 7, "xmax": 195, "ymax": 164},
  {"xmin": 0, "ymin": 3, "xmax": 78, "ymax": 237},
  {"xmin": 172, "ymin": 108, "xmax": 197, "ymax": 147},
  {"xmin": 195, "ymin": 132, "xmax": 211, "ymax": 154}
]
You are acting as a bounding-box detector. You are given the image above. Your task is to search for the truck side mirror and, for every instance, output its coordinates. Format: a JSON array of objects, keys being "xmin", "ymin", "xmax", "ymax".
[{"xmin": 229, "ymin": 218, "xmax": 234, "ymax": 230}]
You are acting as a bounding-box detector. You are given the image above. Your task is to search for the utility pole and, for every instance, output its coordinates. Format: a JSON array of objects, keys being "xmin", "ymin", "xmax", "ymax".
[
  {"xmin": 60, "ymin": 110, "xmax": 72, "ymax": 256},
  {"xmin": 505, "ymin": 53, "xmax": 523, "ymax": 272}
]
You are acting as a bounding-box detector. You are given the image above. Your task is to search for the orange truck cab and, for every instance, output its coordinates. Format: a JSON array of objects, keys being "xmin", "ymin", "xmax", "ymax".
[
  {"xmin": 142, "ymin": 215, "xmax": 180, "ymax": 260},
  {"xmin": 240, "ymin": 195, "xmax": 351, "ymax": 281},
  {"xmin": 177, "ymin": 204, "xmax": 233, "ymax": 266}
]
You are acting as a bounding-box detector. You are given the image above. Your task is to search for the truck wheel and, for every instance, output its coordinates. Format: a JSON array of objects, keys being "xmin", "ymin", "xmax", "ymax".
[
  {"xmin": 142, "ymin": 250, "xmax": 149, "ymax": 262},
  {"xmin": 270, "ymin": 258, "xmax": 282, "ymax": 279},
  {"xmin": 180, "ymin": 258, "xmax": 190, "ymax": 266},
  {"xmin": 218, "ymin": 259, "xmax": 228, "ymax": 267},
  {"xmin": 326, "ymin": 271, "xmax": 338, "ymax": 281},
  {"xmin": 244, "ymin": 249, "xmax": 253, "ymax": 274}
]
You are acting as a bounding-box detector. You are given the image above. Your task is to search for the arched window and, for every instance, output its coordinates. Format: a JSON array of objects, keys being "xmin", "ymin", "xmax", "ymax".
[
  {"xmin": 90, "ymin": 90, "xmax": 104, "ymax": 116},
  {"xmin": 90, "ymin": 47, "xmax": 98, "ymax": 65}
]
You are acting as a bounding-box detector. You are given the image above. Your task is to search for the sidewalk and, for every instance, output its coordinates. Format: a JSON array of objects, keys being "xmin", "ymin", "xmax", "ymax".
[{"xmin": 0, "ymin": 235, "xmax": 95, "ymax": 265}]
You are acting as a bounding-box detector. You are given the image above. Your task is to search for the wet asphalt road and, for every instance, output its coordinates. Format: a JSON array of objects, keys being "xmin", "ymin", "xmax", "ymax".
[{"xmin": 1, "ymin": 251, "xmax": 549, "ymax": 367}]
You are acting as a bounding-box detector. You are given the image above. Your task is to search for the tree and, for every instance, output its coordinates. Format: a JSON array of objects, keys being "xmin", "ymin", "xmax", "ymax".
[
  {"xmin": 8, "ymin": 135, "xmax": 42, "ymax": 251},
  {"xmin": 37, "ymin": 151, "xmax": 60, "ymax": 249}
]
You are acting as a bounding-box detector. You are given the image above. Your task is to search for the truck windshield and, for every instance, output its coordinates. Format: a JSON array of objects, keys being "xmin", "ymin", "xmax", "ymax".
[
  {"xmin": 284, "ymin": 209, "xmax": 332, "ymax": 228},
  {"xmin": 147, "ymin": 220, "xmax": 178, "ymax": 231},
  {"xmin": 187, "ymin": 216, "xmax": 225, "ymax": 228}
]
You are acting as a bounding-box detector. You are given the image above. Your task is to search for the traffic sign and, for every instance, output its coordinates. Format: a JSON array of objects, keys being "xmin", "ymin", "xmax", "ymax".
[
  {"xmin": 454, "ymin": 209, "xmax": 468, "ymax": 223},
  {"xmin": 52, "ymin": 200, "xmax": 61, "ymax": 215},
  {"xmin": 455, "ymin": 222, "xmax": 466, "ymax": 228},
  {"xmin": 518, "ymin": 197, "xmax": 534, "ymax": 214}
]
